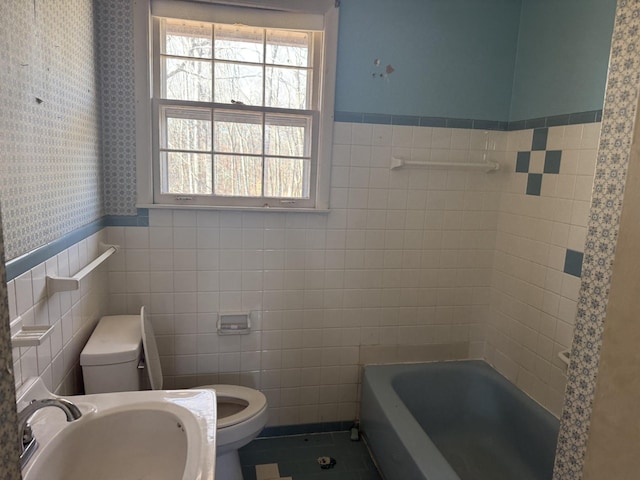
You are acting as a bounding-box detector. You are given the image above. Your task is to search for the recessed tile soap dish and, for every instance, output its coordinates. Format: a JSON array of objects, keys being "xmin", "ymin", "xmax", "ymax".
[
  {"xmin": 11, "ymin": 325, "xmax": 55, "ymax": 347},
  {"xmin": 217, "ymin": 312, "xmax": 251, "ymax": 335}
]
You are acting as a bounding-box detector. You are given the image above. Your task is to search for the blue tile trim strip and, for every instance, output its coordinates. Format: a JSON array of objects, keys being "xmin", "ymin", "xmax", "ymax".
[
  {"xmin": 6, "ymin": 218, "xmax": 106, "ymax": 281},
  {"xmin": 5, "ymin": 209, "xmax": 149, "ymax": 281},
  {"xmin": 104, "ymin": 208, "xmax": 149, "ymax": 227},
  {"xmin": 259, "ymin": 421, "xmax": 352, "ymax": 438},
  {"xmin": 334, "ymin": 110, "xmax": 602, "ymax": 131}
]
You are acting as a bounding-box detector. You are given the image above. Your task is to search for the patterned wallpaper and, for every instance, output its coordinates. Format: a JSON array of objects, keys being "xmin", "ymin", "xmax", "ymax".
[
  {"xmin": 95, "ymin": 0, "xmax": 138, "ymax": 216},
  {"xmin": 0, "ymin": 0, "xmax": 103, "ymax": 261},
  {"xmin": 553, "ymin": 0, "xmax": 640, "ymax": 477}
]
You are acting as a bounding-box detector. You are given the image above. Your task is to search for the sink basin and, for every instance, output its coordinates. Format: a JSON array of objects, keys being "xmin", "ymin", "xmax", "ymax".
[{"xmin": 16, "ymin": 378, "xmax": 216, "ymax": 480}]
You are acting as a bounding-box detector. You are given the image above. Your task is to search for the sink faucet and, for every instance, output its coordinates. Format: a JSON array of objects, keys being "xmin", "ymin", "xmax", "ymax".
[{"xmin": 17, "ymin": 398, "xmax": 82, "ymax": 469}]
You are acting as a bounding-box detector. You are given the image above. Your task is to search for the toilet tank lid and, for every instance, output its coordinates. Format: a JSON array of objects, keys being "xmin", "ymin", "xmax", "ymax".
[{"xmin": 80, "ymin": 315, "xmax": 142, "ymax": 366}]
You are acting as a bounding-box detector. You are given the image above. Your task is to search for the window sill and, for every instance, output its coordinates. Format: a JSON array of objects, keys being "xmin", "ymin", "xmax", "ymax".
[{"xmin": 136, "ymin": 203, "xmax": 331, "ymax": 214}]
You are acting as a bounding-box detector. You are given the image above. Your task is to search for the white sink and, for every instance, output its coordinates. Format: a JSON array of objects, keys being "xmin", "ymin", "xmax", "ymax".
[{"xmin": 16, "ymin": 378, "xmax": 216, "ymax": 480}]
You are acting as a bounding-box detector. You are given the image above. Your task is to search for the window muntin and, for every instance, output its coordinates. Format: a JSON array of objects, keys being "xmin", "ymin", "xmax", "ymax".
[{"xmin": 153, "ymin": 18, "xmax": 319, "ymax": 207}]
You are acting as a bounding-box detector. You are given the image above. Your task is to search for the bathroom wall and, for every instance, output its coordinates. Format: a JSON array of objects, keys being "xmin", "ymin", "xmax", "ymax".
[
  {"xmin": 509, "ymin": 0, "xmax": 616, "ymax": 121},
  {"xmin": 8, "ymin": 231, "xmax": 109, "ymax": 394},
  {"xmin": 0, "ymin": 0, "xmax": 110, "ymax": 396},
  {"xmin": 0, "ymin": 0, "xmax": 104, "ymax": 260},
  {"xmin": 106, "ymin": 124, "xmax": 505, "ymax": 425},
  {"xmin": 487, "ymin": 122, "xmax": 600, "ymax": 416},
  {"xmin": 335, "ymin": 0, "xmax": 522, "ymax": 120},
  {"xmin": 553, "ymin": 1, "xmax": 640, "ymax": 476},
  {"xmin": 581, "ymin": 112, "xmax": 640, "ymax": 479}
]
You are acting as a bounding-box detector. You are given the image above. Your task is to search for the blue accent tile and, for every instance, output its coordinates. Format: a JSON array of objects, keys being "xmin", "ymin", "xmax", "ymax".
[
  {"xmin": 526, "ymin": 173, "xmax": 543, "ymax": 196},
  {"xmin": 473, "ymin": 119, "xmax": 506, "ymax": 131},
  {"xmin": 104, "ymin": 215, "xmax": 142, "ymax": 227},
  {"xmin": 362, "ymin": 113, "xmax": 391, "ymax": 125},
  {"xmin": 391, "ymin": 115, "xmax": 420, "ymax": 126},
  {"xmin": 570, "ymin": 110, "xmax": 598, "ymax": 124},
  {"xmin": 531, "ymin": 128, "xmax": 548, "ymax": 151},
  {"xmin": 446, "ymin": 118, "xmax": 473, "ymax": 129},
  {"xmin": 546, "ymin": 114, "xmax": 571, "ymax": 127},
  {"xmin": 334, "ymin": 111, "xmax": 363, "ymax": 123},
  {"xmin": 516, "ymin": 152, "xmax": 531, "ymax": 173},
  {"xmin": 419, "ymin": 116, "xmax": 446, "ymax": 127},
  {"xmin": 507, "ymin": 120, "xmax": 526, "ymax": 131},
  {"xmin": 525, "ymin": 117, "xmax": 546, "ymax": 129},
  {"xmin": 564, "ymin": 249, "xmax": 584, "ymax": 277},
  {"xmin": 544, "ymin": 150, "xmax": 562, "ymax": 173}
]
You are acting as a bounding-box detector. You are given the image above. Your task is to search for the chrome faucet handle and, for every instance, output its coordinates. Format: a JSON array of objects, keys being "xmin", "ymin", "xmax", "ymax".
[{"xmin": 17, "ymin": 397, "xmax": 83, "ymax": 469}]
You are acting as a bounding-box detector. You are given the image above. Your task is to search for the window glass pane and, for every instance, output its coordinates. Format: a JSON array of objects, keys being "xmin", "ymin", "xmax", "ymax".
[
  {"xmin": 266, "ymin": 30, "xmax": 310, "ymax": 67},
  {"xmin": 214, "ymin": 155, "xmax": 262, "ymax": 197},
  {"xmin": 265, "ymin": 67, "xmax": 308, "ymax": 109},
  {"xmin": 214, "ymin": 63, "xmax": 263, "ymax": 105},
  {"xmin": 214, "ymin": 110, "xmax": 262, "ymax": 155},
  {"xmin": 164, "ymin": 20, "xmax": 212, "ymax": 59},
  {"xmin": 164, "ymin": 152, "xmax": 212, "ymax": 194},
  {"xmin": 164, "ymin": 58, "xmax": 212, "ymax": 101},
  {"xmin": 265, "ymin": 114, "xmax": 311, "ymax": 157},
  {"xmin": 214, "ymin": 25, "xmax": 264, "ymax": 64},
  {"xmin": 264, "ymin": 157, "xmax": 310, "ymax": 198},
  {"xmin": 163, "ymin": 107, "xmax": 212, "ymax": 151}
]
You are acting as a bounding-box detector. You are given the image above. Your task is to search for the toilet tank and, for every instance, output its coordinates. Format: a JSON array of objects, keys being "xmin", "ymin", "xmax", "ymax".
[{"xmin": 81, "ymin": 315, "xmax": 142, "ymax": 394}]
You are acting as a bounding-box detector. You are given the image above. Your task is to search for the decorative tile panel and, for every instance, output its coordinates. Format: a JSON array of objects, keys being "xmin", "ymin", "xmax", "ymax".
[
  {"xmin": 514, "ymin": 128, "xmax": 563, "ymax": 196},
  {"xmin": 553, "ymin": 0, "xmax": 640, "ymax": 478}
]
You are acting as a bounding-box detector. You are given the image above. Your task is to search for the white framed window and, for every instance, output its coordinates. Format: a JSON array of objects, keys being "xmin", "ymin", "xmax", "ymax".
[{"xmin": 134, "ymin": 0, "xmax": 338, "ymax": 211}]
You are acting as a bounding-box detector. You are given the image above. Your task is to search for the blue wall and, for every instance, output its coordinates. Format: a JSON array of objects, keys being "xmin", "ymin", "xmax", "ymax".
[
  {"xmin": 334, "ymin": 0, "xmax": 616, "ymax": 122},
  {"xmin": 509, "ymin": 0, "xmax": 616, "ymax": 121},
  {"xmin": 334, "ymin": 0, "xmax": 522, "ymax": 121}
]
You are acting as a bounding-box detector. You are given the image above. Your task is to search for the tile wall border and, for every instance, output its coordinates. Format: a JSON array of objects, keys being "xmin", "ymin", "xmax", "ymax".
[
  {"xmin": 334, "ymin": 110, "xmax": 602, "ymax": 131},
  {"xmin": 5, "ymin": 209, "xmax": 149, "ymax": 281}
]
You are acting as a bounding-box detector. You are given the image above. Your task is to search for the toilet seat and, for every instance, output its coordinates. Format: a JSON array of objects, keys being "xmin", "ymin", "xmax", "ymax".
[
  {"xmin": 140, "ymin": 307, "xmax": 267, "ymax": 430},
  {"xmin": 198, "ymin": 384, "xmax": 267, "ymax": 429}
]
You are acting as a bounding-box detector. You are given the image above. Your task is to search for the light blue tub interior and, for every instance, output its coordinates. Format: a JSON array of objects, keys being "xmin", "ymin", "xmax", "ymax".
[{"xmin": 361, "ymin": 360, "xmax": 559, "ymax": 480}]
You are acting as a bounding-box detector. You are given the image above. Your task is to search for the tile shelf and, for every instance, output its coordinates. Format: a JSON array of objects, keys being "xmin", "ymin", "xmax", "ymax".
[
  {"xmin": 46, "ymin": 244, "xmax": 119, "ymax": 295},
  {"xmin": 11, "ymin": 325, "xmax": 54, "ymax": 348}
]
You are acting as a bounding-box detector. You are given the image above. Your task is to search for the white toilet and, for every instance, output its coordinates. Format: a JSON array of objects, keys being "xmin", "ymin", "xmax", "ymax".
[{"xmin": 80, "ymin": 307, "xmax": 267, "ymax": 480}]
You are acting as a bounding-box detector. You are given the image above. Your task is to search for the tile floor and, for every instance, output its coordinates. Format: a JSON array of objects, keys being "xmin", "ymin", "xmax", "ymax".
[{"xmin": 239, "ymin": 431, "xmax": 383, "ymax": 480}]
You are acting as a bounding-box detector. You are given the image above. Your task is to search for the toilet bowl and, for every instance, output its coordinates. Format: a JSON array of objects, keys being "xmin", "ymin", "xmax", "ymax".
[{"xmin": 81, "ymin": 307, "xmax": 268, "ymax": 480}]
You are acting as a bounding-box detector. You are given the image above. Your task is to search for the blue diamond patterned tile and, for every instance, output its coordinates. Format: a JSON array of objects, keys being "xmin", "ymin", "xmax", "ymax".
[
  {"xmin": 563, "ymin": 250, "xmax": 584, "ymax": 277},
  {"xmin": 544, "ymin": 151, "xmax": 562, "ymax": 174},
  {"xmin": 526, "ymin": 174, "xmax": 543, "ymax": 196},
  {"xmin": 516, "ymin": 152, "xmax": 531, "ymax": 172},
  {"xmin": 532, "ymin": 128, "xmax": 549, "ymax": 151}
]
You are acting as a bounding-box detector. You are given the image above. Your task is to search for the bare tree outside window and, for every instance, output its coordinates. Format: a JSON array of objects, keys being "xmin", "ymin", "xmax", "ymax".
[{"xmin": 158, "ymin": 19, "xmax": 314, "ymax": 200}]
